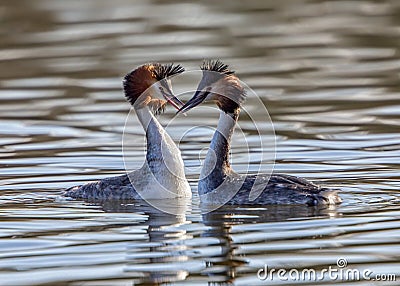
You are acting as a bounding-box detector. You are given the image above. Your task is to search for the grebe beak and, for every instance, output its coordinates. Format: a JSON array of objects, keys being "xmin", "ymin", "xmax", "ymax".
[
  {"xmin": 177, "ymin": 89, "xmax": 210, "ymax": 114},
  {"xmin": 158, "ymin": 86, "xmax": 185, "ymax": 110}
]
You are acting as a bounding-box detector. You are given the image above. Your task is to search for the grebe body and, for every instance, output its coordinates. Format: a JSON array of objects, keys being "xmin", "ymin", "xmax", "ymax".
[
  {"xmin": 179, "ymin": 60, "xmax": 341, "ymax": 206},
  {"xmin": 65, "ymin": 63, "xmax": 191, "ymax": 201}
]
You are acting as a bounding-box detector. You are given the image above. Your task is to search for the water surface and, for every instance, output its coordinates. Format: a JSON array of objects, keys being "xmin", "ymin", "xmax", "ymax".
[{"xmin": 1, "ymin": 0, "xmax": 399, "ymax": 285}]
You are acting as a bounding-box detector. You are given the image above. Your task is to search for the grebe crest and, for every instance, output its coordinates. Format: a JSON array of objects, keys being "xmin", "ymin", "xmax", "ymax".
[{"xmin": 180, "ymin": 60, "xmax": 246, "ymax": 114}]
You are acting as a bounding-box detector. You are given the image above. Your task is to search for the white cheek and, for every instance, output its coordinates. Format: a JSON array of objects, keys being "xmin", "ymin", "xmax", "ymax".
[
  {"xmin": 166, "ymin": 80, "xmax": 173, "ymax": 91},
  {"xmin": 209, "ymin": 83, "xmax": 225, "ymax": 98},
  {"xmin": 148, "ymin": 82, "xmax": 162, "ymax": 98},
  {"xmin": 205, "ymin": 87, "xmax": 217, "ymax": 101},
  {"xmin": 205, "ymin": 93, "xmax": 214, "ymax": 101}
]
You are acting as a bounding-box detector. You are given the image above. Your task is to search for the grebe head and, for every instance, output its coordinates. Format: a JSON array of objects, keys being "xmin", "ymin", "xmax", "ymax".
[
  {"xmin": 178, "ymin": 60, "xmax": 246, "ymax": 114},
  {"xmin": 123, "ymin": 63, "xmax": 185, "ymax": 114}
]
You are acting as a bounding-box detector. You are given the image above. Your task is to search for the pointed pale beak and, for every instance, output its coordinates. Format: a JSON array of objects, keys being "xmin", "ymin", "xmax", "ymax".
[
  {"xmin": 177, "ymin": 89, "xmax": 210, "ymax": 114},
  {"xmin": 158, "ymin": 86, "xmax": 185, "ymax": 110}
]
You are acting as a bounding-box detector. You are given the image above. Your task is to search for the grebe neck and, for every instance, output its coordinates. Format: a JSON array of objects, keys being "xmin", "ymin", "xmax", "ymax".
[
  {"xmin": 136, "ymin": 107, "xmax": 171, "ymax": 166},
  {"xmin": 200, "ymin": 109, "xmax": 239, "ymax": 188},
  {"xmin": 134, "ymin": 106, "xmax": 191, "ymax": 198}
]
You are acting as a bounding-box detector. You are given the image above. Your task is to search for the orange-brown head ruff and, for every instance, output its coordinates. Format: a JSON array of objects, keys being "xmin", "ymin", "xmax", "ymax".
[
  {"xmin": 123, "ymin": 63, "xmax": 185, "ymax": 114},
  {"xmin": 178, "ymin": 60, "xmax": 246, "ymax": 114}
]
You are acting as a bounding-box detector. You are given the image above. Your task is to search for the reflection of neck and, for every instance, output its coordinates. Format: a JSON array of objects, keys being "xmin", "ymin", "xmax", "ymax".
[{"xmin": 200, "ymin": 110, "xmax": 239, "ymax": 194}]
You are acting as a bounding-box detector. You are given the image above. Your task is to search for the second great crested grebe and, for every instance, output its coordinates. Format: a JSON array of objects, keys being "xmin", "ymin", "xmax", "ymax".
[
  {"xmin": 65, "ymin": 63, "xmax": 191, "ymax": 201},
  {"xmin": 178, "ymin": 60, "xmax": 341, "ymax": 206}
]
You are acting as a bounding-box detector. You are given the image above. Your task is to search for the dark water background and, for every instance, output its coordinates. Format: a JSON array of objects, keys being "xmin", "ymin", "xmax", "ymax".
[{"xmin": 0, "ymin": 0, "xmax": 399, "ymax": 285}]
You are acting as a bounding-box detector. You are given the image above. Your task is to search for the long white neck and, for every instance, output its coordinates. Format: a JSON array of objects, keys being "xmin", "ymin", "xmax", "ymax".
[
  {"xmin": 133, "ymin": 106, "xmax": 191, "ymax": 199},
  {"xmin": 199, "ymin": 110, "xmax": 238, "ymax": 194}
]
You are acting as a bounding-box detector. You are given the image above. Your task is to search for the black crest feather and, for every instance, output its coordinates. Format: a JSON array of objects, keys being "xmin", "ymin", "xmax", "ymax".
[
  {"xmin": 153, "ymin": 63, "xmax": 185, "ymax": 80},
  {"xmin": 200, "ymin": 60, "xmax": 235, "ymax": 75}
]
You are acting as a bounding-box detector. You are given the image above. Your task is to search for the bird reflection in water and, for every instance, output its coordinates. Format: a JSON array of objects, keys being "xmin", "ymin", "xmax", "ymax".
[
  {"xmin": 100, "ymin": 199, "xmax": 192, "ymax": 285},
  {"xmin": 199, "ymin": 204, "xmax": 340, "ymax": 284}
]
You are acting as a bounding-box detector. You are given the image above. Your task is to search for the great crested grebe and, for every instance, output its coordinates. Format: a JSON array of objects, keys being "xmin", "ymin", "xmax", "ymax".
[
  {"xmin": 178, "ymin": 60, "xmax": 341, "ymax": 206},
  {"xmin": 65, "ymin": 63, "xmax": 191, "ymax": 201}
]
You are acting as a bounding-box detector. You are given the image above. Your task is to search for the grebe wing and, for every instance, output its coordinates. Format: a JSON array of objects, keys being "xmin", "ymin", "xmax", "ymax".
[
  {"xmin": 268, "ymin": 173, "xmax": 319, "ymax": 188},
  {"xmin": 237, "ymin": 173, "xmax": 340, "ymax": 205},
  {"xmin": 245, "ymin": 173, "xmax": 322, "ymax": 193}
]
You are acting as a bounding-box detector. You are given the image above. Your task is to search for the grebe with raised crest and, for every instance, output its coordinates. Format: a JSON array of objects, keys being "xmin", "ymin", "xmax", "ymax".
[
  {"xmin": 65, "ymin": 63, "xmax": 191, "ymax": 201},
  {"xmin": 178, "ymin": 60, "xmax": 341, "ymax": 206}
]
